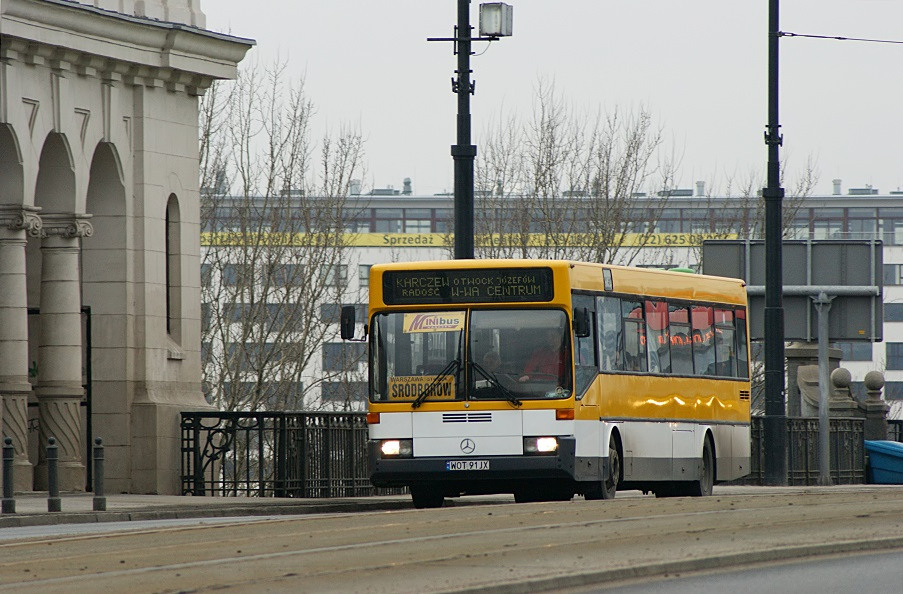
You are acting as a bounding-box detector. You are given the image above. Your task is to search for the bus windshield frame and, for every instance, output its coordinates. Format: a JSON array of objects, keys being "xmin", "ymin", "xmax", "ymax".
[{"xmin": 368, "ymin": 307, "xmax": 573, "ymax": 404}]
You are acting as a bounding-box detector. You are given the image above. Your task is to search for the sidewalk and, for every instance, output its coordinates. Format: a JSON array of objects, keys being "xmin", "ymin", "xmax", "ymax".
[
  {"xmin": 0, "ymin": 492, "xmax": 418, "ymax": 528},
  {"xmin": 2, "ymin": 484, "xmax": 899, "ymax": 529}
]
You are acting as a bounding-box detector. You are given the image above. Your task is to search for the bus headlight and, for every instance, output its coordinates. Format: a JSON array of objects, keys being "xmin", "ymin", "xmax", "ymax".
[
  {"xmin": 524, "ymin": 436, "xmax": 559, "ymax": 455},
  {"xmin": 380, "ymin": 439, "xmax": 413, "ymax": 458}
]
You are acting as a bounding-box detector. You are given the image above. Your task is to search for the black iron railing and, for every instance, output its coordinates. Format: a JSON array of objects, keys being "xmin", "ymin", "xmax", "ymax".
[
  {"xmin": 743, "ymin": 416, "xmax": 865, "ymax": 485},
  {"xmin": 183, "ymin": 412, "xmax": 885, "ymax": 497},
  {"xmin": 889, "ymin": 419, "xmax": 903, "ymax": 442},
  {"xmin": 181, "ymin": 411, "xmax": 402, "ymax": 497}
]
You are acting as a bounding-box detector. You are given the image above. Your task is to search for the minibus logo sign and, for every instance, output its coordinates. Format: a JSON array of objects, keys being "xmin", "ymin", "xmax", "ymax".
[{"xmin": 460, "ymin": 439, "xmax": 476, "ymax": 454}]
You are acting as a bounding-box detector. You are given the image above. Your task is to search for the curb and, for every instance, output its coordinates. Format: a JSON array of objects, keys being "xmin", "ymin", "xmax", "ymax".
[
  {"xmin": 0, "ymin": 499, "xmax": 417, "ymax": 529},
  {"xmin": 448, "ymin": 535, "xmax": 903, "ymax": 594}
]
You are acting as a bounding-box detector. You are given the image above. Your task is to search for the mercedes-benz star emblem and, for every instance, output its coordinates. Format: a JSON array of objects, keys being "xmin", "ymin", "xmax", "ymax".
[{"xmin": 460, "ymin": 438, "xmax": 476, "ymax": 454}]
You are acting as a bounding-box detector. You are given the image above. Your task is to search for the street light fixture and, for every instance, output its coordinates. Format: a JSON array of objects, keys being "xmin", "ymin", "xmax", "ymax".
[{"xmin": 429, "ymin": 2, "xmax": 513, "ymax": 260}]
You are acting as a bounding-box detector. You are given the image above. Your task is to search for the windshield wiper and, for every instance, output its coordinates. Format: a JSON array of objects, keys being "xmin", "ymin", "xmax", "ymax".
[
  {"xmin": 411, "ymin": 359, "xmax": 460, "ymax": 409},
  {"xmin": 471, "ymin": 362, "xmax": 522, "ymax": 408}
]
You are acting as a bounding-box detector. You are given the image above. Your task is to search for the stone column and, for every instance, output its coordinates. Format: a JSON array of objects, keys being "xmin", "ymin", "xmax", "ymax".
[
  {"xmin": 0, "ymin": 206, "xmax": 41, "ymax": 491},
  {"xmin": 862, "ymin": 370, "xmax": 890, "ymax": 441},
  {"xmin": 34, "ymin": 214, "xmax": 93, "ymax": 491}
]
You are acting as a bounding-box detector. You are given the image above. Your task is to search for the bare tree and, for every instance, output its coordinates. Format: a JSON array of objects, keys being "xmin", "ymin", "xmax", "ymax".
[
  {"xmin": 473, "ymin": 79, "xmax": 676, "ymax": 263},
  {"xmin": 200, "ymin": 62, "xmax": 367, "ymax": 412}
]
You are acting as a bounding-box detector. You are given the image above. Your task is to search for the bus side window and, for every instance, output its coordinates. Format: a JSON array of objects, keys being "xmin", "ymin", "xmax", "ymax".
[
  {"xmin": 622, "ymin": 300, "xmax": 647, "ymax": 372},
  {"xmin": 736, "ymin": 308, "xmax": 750, "ymax": 379},
  {"xmin": 669, "ymin": 304, "xmax": 693, "ymax": 375},
  {"xmin": 713, "ymin": 309, "xmax": 737, "ymax": 377},
  {"xmin": 597, "ymin": 296, "xmax": 621, "ymax": 371},
  {"xmin": 691, "ymin": 306, "xmax": 715, "ymax": 376},
  {"xmin": 645, "ymin": 300, "xmax": 670, "ymax": 373},
  {"xmin": 573, "ymin": 294, "xmax": 597, "ymax": 396}
]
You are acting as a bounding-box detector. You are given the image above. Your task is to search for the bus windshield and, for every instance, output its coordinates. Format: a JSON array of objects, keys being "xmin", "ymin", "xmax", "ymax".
[{"xmin": 369, "ymin": 309, "xmax": 572, "ymax": 403}]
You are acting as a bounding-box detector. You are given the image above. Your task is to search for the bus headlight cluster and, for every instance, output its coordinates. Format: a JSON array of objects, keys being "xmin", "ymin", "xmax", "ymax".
[
  {"xmin": 523, "ymin": 436, "xmax": 559, "ymax": 455},
  {"xmin": 379, "ymin": 439, "xmax": 413, "ymax": 458}
]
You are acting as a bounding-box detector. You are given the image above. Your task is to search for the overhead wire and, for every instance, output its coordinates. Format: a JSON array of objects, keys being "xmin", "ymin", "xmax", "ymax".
[{"xmin": 780, "ymin": 31, "xmax": 903, "ymax": 45}]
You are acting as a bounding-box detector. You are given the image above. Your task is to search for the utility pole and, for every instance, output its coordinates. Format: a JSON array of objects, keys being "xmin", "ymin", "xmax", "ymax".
[
  {"xmin": 763, "ymin": 0, "xmax": 788, "ymax": 485},
  {"xmin": 452, "ymin": 0, "xmax": 476, "ymax": 259}
]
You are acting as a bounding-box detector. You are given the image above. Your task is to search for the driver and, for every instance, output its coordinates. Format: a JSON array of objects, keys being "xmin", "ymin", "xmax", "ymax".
[{"xmin": 519, "ymin": 327, "xmax": 564, "ymax": 382}]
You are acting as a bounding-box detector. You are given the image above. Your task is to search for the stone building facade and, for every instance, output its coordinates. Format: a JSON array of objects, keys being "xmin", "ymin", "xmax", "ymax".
[{"xmin": 0, "ymin": 0, "xmax": 251, "ymax": 493}]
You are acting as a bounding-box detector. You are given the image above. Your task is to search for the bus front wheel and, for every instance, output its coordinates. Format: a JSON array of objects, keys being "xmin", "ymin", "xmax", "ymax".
[{"xmin": 586, "ymin": 437, "xmax": 620, "ymax": 500}]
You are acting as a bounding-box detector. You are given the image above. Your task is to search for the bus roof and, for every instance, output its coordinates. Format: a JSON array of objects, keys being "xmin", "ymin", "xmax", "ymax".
[{"xmin": 371, "ymin": 259, "xmax": 748, "ymax": 307}]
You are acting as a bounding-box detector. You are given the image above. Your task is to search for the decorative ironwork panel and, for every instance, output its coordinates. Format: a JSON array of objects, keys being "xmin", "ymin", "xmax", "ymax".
[{"xmin": 181, "ymin": 412, "xmax": 404, "ymax": 498}]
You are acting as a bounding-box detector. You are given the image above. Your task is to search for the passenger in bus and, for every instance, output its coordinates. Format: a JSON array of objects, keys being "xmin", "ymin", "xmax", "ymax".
[
  {"xmin": 519, "ymin": 328, "xmax": 564, "ymax": 381},
  {"xmin": 482, "ymin": 350, "xmax": 501, "ymax": 373}
]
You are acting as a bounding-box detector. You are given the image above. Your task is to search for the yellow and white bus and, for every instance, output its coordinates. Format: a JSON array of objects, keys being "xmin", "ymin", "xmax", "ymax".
[{"xmin": 342, "ymin": 259, "xmax": 751, "ymax": 508}]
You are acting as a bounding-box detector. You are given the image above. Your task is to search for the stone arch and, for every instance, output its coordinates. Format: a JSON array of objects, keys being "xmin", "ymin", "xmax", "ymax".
[
  {"xmin": 27, "ymin": 132, "xmax": 77, "ymax": 306},
  {"xmin": 33, "ymin": 132, "xmax": 76, "ymax": 213},
  {"xmin": 0, "ymin": 124, "xmax": 24, "ymax": 205},
  {"xmin": 82, "ymin": 142, "xmax": 129, "ymax": 481}
]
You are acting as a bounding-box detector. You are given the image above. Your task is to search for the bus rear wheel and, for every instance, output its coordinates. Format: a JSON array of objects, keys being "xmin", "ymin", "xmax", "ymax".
[
  {"xmin": 654, "ymin": 437, "xmax": 714, "ymax": 498},
  {"xmin": 410, "ymin": 486, "xmax": 444, "ymax": 509}
]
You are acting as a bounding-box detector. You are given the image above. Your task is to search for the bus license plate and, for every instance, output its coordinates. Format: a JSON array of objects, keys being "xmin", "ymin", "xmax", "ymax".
[{"xmin": 446, "ymin": 460, "xmax": 489, "ymax": 471}]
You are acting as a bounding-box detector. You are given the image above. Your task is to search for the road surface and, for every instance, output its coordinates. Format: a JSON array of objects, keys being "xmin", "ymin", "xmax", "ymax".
[{"xmin": 0, "ymin": 487, "xmax": 901, "ymax": 592}]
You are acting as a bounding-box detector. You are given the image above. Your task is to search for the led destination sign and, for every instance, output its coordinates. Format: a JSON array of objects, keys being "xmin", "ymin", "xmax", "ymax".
[{"xmin": 383, "ymin": 268, "xmax": 554, "ymax": 305}]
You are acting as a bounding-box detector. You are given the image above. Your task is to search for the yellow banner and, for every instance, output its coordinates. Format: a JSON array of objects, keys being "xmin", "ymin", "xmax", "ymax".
[
  {"xmin": 388, "ymin": 375, "xmax": 456, "ymax": 400},
  {"xmin": 402, "ymin": 312, "xmax": 465, "ymax": 333},
  {"xmin": 201, "ymin": 232, "xmax": 737, "ymax": 248}
]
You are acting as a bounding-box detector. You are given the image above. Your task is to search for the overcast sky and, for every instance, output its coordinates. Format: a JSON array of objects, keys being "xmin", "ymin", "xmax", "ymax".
[{"xmin": 205, "ymin": 1, "xmax": 902, "ymax": 197}]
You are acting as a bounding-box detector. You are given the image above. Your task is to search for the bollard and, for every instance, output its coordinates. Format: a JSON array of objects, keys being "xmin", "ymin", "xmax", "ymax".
[
  {"xmin": 47, "ymin": 437, "xmax": 61, "ymax": 512},
  {"xmin": 2, "ymin": 437, "xmax": 15, "ymax": 514},
  {"xmin": 92, "ymin": 437, "xmax": 106, "ymax": 512}
]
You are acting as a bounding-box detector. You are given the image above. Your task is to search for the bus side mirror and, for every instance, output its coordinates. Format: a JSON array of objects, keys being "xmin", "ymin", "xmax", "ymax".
[
  {"xmin": 340, "ymin": 305, "xmax": 356, "ymax": 340},
  {"xmin": 573, "ymin": 307, "xmax": 591, "ymax": 338}
]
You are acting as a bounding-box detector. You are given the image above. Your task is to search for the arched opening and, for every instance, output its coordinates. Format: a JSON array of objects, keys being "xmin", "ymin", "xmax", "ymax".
[
  {"xmin": 0, "ymin": 124, "xmax": 24, "ymax": 203},
  {"xmin": 166, "ymin": 194, "xmax": 182, "ymax": 342}
]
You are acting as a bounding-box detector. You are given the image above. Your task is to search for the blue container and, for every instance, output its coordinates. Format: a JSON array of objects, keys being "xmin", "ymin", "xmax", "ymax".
[{"xmin": 864, "ymin": 440, "xmax": 903, "ymax": 484}]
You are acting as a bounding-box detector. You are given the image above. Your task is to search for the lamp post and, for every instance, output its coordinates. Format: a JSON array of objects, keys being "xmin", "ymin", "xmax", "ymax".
[
  {"xmin": 431, "ymin": 2, "xmax": 512, "ymax": 260},
  {"xmin": 763, "ymin": 0, "xmax": 788, "ymax": 485}
]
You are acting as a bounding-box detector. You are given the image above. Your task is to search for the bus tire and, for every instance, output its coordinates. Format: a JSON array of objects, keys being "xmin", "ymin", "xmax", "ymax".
[
  {"xmin": 655, "ymin": 437, "xmax": 715, "ymax": 498},
  {"xmin": 586, "ymin": 437, "xmax": 620, "ymax": 500},
  {"xmin": 410, "ymin": 486, "xmax": 444, "ymax": 509},
  {"xmin": 688, "ymin": 437, "xmax": 715, "ymax": 497}
]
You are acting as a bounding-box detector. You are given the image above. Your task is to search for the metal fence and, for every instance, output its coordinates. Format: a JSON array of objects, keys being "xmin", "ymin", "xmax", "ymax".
[
  {"xmin": 741, "ymin": 416, "xmax": 865, "ymax": 485},
  {"xmin": 890, "ymin": 419, "xmax": 903, "ymax": 442},
  {"xmin": 182, "ymin": 412, "xmax": 891, "ymax": 497},
  {"xmin": 181, "ymin": 411, "xmax": 401, "ymax": 497}
]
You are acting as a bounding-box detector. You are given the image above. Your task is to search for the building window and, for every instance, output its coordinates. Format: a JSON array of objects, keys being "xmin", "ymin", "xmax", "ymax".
[
  {"xmin": 885, "ymin": 303, "xmax": 903, "ymax": 322},
  {"xmin": 321, "ymin": 264, "xmax": 347, "ymax": 287},
  {"xmin": 836, "ymin": 342, "xmax": 872, "ymax": 362},
  {"xmin": 322, "ymin": 342, "xmax": 367, "ymax": 372},
  {"xmin": 222, "ymin": 263, "xmax": 252, "ymax": 287},
  {"xmin": 884, "ymin": 382, "xmax": 903, "ymax": 400},
  {"xmin": 321, "ymin": 381, "xmax": 368, "ymax": 403},
  {"xmin": 320, "ymin": 303, "xmax": 366, "ymax": 324},
  {"xmin": 885, "ymin": 343, "xmax": 903, "ymax": 370},
  {"xmin": 268, "ymin": 263, "xmax": 303, "ymax": 286},
  {"xmin": 883, "ymin": 264, "xmax": 903, "ymax": 286},
  {"xmin": 359, "ymin": 265, "xmax": 372, "ymax": 287},
  {"xmin": 166, "ymin": 194, "xmax": 182, "ymax": 341}
]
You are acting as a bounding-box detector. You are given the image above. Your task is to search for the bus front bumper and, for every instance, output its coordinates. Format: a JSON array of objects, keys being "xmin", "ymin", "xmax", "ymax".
[{"xmin": 369, "ymin": 437, "xmax": 578, "ymax": 490}]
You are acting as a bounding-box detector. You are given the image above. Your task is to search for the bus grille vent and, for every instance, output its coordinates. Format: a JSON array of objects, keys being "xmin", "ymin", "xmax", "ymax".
[
  {"xmin": 739, "ymin": 390, "xmax": 751, "ymax": 401},
  {"xmin": 442, "ymin": 412, "xmax": 492, "ymax": 423}
]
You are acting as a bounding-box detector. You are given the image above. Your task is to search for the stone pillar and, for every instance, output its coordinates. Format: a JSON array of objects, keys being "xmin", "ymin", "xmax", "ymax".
[
  {"xmin": 786, "ymin": 341, "xmax": 843, "ymax": 417},
  {"xmin": 862, "ymin": 370, "xmax": 890, "ymax": 441},
  {"xmin": 828, "ymin": 367, "xmax": 863, "ymax": 418},
  {"xmin": 34, "ymin": 214, "xmax": 93, "ymax": 491},
  {"xmin": 0, "ymin": 206, "xmax": 41, "ymax": 491}
]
